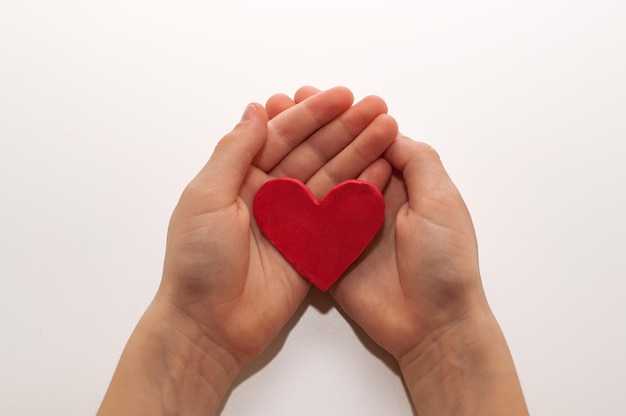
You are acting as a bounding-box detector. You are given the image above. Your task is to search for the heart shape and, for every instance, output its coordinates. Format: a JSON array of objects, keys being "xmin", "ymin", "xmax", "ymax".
[{"xmin": 253, "ymin": 178, "xmax": 385, "ymax": 291}]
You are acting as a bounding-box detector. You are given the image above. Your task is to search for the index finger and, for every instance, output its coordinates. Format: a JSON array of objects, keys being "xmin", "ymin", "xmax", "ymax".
[
  {"xmin": 384, "ymin": 135, "xmax": 457, "ymax": 212},
  {"xmin": 253, "ymin": 86, "xmax": 354, "ymax": 172}
]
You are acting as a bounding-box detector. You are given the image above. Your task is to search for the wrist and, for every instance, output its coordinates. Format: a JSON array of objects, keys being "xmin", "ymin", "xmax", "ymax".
[
  {"xmin": 144, "ymin": 295, "xmax": 244, "ymax": 398},
  {"xmin": 399, "ymin": 308, "xmax": 528, "ymax": 415},
  {"xmin": 98, "ymin": 296, "xmax": 242, "ymax": 416}
]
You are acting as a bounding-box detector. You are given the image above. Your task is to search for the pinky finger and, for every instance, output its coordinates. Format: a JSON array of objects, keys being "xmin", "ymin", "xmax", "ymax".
[
  {"xmin": 358, "ymin": 158, "xmax": 393, "ymax": 194},
  {"xmin": 265, "ymin": 93, "xmax": 296, "ymax": 119},
  {"xmin": 294, "ymin": 86, "xmax": 321, "ymax": 103}
]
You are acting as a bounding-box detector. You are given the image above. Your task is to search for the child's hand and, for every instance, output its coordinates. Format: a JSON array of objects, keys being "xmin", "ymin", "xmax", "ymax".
[
  {"xmin": 330, "ymin": 136, "xmax": 528, "ymax": 415},
  {"xmin": 99, "ymin": 87, "xmax": 398, "ymax": 415},
  {"xmin": 159, "ymin": 86, "xmax": 397, "ymax": 375}
]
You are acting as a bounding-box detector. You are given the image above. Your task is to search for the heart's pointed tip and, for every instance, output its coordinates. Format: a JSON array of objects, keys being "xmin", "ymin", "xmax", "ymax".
[
  {"xmin": 313, "ymin": 284, "xmax": 331, "ymax": 292},
  {"xmin": 309, "ymin": 278, "xmax": 334, "ymax": 292}
]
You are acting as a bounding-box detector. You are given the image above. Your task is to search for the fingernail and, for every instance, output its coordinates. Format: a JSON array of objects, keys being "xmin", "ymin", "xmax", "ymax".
[{"xmin": 240, "ymin": 104, "xmax": 256, "ymax": 122}]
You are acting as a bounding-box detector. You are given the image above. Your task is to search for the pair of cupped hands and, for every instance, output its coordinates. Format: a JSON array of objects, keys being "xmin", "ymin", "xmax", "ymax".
[
  {"xmin": 99, "ymin": 86, "xmax": 529, "ymax": 416},
  {"xmin": 155, "ymin": 85, "xmax": 486, "ymax": 374}
]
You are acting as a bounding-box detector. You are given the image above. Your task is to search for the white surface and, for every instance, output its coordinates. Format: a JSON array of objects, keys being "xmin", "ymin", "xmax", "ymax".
[{"xmin": 1, "ymin": 1, "xmax": 625, "ymax": 415}]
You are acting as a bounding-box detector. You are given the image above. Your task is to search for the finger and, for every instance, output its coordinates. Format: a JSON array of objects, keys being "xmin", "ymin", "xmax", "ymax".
[
  {"xmin": 384, "ymin": 135, "xmax": 458, "ymax": 211},
  {"xmin": 306, "ymin": 114, "xmax": 398, "ymax": 199},
  {"xmin": 265, "ymin": 93, "xmax": 295, "ymax": 119},
  {"xmin": 270, "ymin": 95, "xmax": 389, "ymax": 184},
  {"xmin": 253, "ymin": 86, "xmax": 354, "ymax": 172},
  {"xmin": 294, "ymin": 85, "xmax": 321, "ymax": 103},
  {"xmin": 192, "ymin": 103, "xmax": 268, "ymax": 209},
  {"xmin": 266, "ymin": 86, "xmax": 321, "ymax": 120},
  {"xmin": 357, "ymin": 158, "xmax": 393, "ymax": 192}
]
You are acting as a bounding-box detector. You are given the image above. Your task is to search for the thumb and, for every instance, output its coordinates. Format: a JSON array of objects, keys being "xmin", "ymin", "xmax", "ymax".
[{"xmin": 193, "ymin": 103, "xmax": 268, "ymax": 208}]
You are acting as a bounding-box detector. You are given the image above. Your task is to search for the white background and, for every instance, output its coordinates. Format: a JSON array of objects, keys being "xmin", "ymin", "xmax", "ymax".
[{"xmin": 1, "ymin": 1, "xmax": 625, "ymax": 415}]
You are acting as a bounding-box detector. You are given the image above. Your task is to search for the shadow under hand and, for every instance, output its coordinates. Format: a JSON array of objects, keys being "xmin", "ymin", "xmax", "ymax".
[
  {"xmin": 332, "ymin": 302, "xmax": 418, "ymax": 415},
  {"xmin": 216, "ymin": 288, "xmax": 318, "ymax": 414},
  {"xmin": 217, "ymin": 287, "xmax": 417, "ymax": 415}
]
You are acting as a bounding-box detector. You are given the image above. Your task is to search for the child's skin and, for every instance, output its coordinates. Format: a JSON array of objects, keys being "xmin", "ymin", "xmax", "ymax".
[{"xmin": 97, "ymin": 86, "xmax": 528, "ymax": 416}]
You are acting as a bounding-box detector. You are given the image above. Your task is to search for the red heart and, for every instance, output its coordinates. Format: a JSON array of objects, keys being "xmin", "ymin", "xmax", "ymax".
[{"xmin": 253, "ymin": 178, "xmax": 385, "ymax": 291}]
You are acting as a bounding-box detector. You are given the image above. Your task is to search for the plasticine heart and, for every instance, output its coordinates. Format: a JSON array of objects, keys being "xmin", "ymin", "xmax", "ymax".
[{"xmin": 253, "ymin": 178, "xmax": 385, "ymax": 291}]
